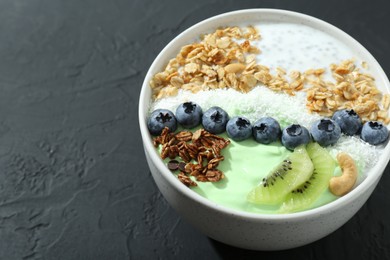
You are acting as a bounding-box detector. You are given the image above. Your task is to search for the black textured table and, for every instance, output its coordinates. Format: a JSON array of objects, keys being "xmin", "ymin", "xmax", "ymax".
[{"xmin": 1, "ymin": 0, "xmax": 390, "ymax": 259}]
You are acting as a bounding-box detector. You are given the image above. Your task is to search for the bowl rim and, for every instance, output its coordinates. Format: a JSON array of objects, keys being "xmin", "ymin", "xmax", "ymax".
[{"xmin": 138, "ymin": 8, "xmax": 390, "ymax": 221}]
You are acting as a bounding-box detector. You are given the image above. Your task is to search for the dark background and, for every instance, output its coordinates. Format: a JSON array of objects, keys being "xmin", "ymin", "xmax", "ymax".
[{"xmin": 0, "ymin": 0, "xmax": 390, "ymax": 259}]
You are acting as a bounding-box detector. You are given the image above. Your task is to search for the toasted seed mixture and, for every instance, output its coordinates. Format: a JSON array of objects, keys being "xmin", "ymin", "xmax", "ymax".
[{"xmin": 153, "ymin": 127, "xmax": 230, "ymax": 185}]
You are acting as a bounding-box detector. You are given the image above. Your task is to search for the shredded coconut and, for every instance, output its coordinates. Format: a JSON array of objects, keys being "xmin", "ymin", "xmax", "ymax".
[{"xmin": 151, "ymin": 85, "xmax": 322, "ymax": 126}]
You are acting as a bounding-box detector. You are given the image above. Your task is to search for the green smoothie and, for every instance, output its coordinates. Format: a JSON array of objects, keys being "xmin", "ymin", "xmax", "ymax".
[
  {"xmin": 159, "ymin": 130, "xmax": 340, "ymax": 214},
  {"xmin": 189, "ymin": 134, "xmax": 339, "ymax": 214}
]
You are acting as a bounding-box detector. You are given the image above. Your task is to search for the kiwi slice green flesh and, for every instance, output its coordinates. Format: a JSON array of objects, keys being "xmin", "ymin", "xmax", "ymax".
[
  {"xmin": 247, "ymin": 145, "xmax": 314, "ymax": 205},
  {"xmin": 279, "ymin": 142, "xmax": 336, "ymax": 213}
]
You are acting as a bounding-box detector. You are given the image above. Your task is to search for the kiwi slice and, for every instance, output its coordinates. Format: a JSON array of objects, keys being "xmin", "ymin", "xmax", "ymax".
[
  {"xmin": 247, "ymin": 145, "xmax": 314, "ymax": 205},
  {"xmin": 279, "ymin": 142, "xmax": 336, "ymax": 213}
]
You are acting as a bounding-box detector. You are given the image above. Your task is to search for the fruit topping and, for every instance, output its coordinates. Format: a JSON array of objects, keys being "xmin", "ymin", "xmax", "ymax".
[
  {"xmin": 329, "ymin": 152, "xmax": 357, "ymax": 196},
  {"xmin": 147, "ymin": 109, "xmax": 177, "ymax": 136},
  {"xmin": 247, "ymin": 145, "xmax": 314, "ymax": 205},
  {"xmin": 175, "ymin": 101, "xmax": 203, "ymax": 129},
  {"xmin": 202, "ymin": 106, "xmax": 229, "ymax": 134},
  {"xmin": 281, "ymin": 124, "xmax": 311, "ymax": 150},
  {"xmin": 280, "ymin": 142, "xmax": 336, "ymax": 213},
  {"xmin": 252, "ymin": 117, "xmax": 281, "ymax": 144},
  {"xmin": 226, "ymin": 116, "xmax": 252, "ymax": 141},
  {"xmin": 360, "ymin": 121, "xmax": 389, "ymax": 145},
  {"xmin": 332, "ymin": 109, "xmax": 362, "ymax": 136},
  {"xmin": 310, "ymin": 118, "xmax": 341, "ymax": 147}
]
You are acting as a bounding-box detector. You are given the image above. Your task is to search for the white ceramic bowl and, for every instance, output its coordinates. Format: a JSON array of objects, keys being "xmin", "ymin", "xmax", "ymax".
[{"xmin": 138, "ymin": 9, "xmax": 390, "ymax": 250}]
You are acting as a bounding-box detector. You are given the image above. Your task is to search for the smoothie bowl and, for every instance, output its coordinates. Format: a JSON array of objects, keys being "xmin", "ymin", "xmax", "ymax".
[{"xmin": 138, "ymin": 9, "xmax": 390, "ymax": 250}]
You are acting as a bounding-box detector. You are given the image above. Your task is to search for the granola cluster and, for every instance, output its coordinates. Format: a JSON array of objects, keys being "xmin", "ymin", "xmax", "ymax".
[
  {"xmin": 150, "ymin": 26, "xmax": 261, "ymax": 98},
  {"xmin": 153, "ymin": 127, "xmax": 230, "ymax": 186},
  {"xmin": 149, "ymin": 26, "xmax": 390, "ymax": 124},
  {"xmin": 305, "ymin": 60, "xmax": 390, "ymax": 124}
]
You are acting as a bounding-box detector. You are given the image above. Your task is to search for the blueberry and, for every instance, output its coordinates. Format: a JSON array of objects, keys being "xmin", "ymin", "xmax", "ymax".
[
  {"xmin": 226, "ymin": 116, "xmax": 252, "ymax": 141},
  {"xmin": 147, "ymin": 109, "xmax": 177, "ymax": 136},
  {"xmin": 281, "ymin": 124, "xmax": 311, "ymax": 150},
  {"xmin": 175, "ymin": 102, "xmax": 203, "ymax": 129},
  {"xmin": 252, "ymin": 117, "xmax": 281, "ymax": 144},
  {"xmin": 202, "ymin": 106, "xmax": 229, "ymax": 134},
  {"xmin": 311, "ymin": 118, "xmax": 341, "ymax": 146},
  {"xmin": 332, "ymin": 109, "xmax": 362, "ymax": 135},
  {"xmin": 360, "ymin": 121, "xmax": 389, "ymax": 145}
]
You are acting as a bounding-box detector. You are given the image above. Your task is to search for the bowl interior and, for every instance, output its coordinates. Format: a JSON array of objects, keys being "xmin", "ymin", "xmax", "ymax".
[{"xmin": 139, "ymin": 8, "xmax": 390, "ymax": 220}]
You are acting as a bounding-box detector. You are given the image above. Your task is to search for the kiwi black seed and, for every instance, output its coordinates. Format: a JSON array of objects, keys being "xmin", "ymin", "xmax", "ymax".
[
  {"xmin": 247, "ymin": 145, "xmax": 314, "ymax": 205},
  {"xmin": 262, "ymin": 160, "xmax": 292, "ymax": 187},
  {"xmin": 279, "ymin": 142, "xmax": 336, "ymax": 213}
]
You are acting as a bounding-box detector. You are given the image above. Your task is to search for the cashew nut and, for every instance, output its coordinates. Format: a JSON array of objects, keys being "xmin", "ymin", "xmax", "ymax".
[{"xmin": 329, "ymin": 152, "xmax": 358, "ymax": 196}]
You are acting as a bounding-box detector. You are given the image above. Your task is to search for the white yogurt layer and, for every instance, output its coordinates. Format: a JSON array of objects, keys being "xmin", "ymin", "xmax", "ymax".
[{"xmin": 255, "ymin": 22, "xmax": 358, "ymax": 74}]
